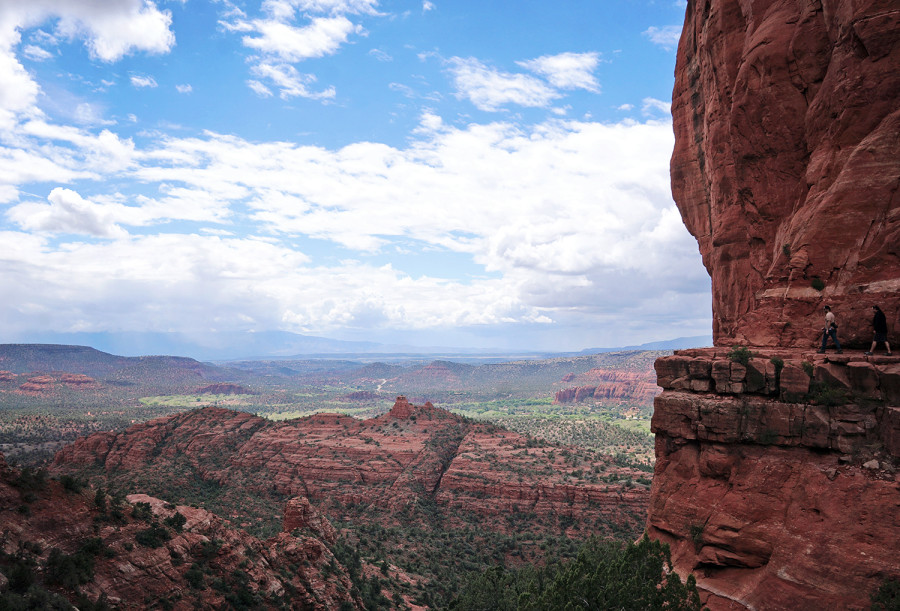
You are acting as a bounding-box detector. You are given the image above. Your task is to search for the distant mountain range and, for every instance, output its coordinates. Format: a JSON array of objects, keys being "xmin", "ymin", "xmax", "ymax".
[{"xmin": 6, "ymin": 331, "xmax": 712, "ymax": 361}]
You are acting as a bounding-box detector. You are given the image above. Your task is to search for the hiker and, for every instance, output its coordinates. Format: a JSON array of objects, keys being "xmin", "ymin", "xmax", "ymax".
[
  {"xmin": 818, "ymin": 305, "xmax": 842, "ymax": 353},
  {"xmin": 865, "ymin": 305, "xmax": 892, "ymax": 356}
]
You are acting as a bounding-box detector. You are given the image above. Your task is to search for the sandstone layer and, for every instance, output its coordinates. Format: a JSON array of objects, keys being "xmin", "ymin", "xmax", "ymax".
[
  {"xmin": 672, "ymin": 0, "xmax": 900, "ymax": 347},
  {"xmin": 553, "ymin": 369, "xmax": 660, "ymax": 406},
  {"xmin": 52, "ymin": 398, "xmax": 648, "ymax": 539},
  {"xmin": 648, "ymin": 348, "xmax": 900, "ymax": 609}
]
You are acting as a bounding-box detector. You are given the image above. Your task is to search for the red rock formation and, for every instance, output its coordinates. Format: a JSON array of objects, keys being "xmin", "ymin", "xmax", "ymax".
[
  {"xmin": 554, "ymin": 369, "xmax": 661, "ymax": 406},
  {"xmin": 283, "ymin": 497, "xmax": 337, "ymax": 545},
  {"xmin": 53, "ymin": 398, "xmax": 649, "ymax": 540},
  {"xmin": 648, "ymin": 348, "xmax": 900, "ymax": 609},
  {"xmin": 671, "ymin": 0, "xmax": 900, "ymax": 348},
  {"xmin": 0, "ymin": 453, "xmax": 361, "ymax": 610}
]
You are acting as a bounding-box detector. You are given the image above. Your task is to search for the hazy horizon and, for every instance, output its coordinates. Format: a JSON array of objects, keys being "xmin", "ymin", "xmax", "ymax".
[{"xmin": 0, "ymin": 0, "xmax": 711, "ymax": 353}]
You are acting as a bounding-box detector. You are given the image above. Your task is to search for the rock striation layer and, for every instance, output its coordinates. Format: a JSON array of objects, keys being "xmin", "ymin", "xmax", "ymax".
[
  {"xmin": 671, "ymin": 0, "xmax": 900, "ymax": 347},
  {"xmin": 53, "ymin": 397, "xmax": 649, "ymax": 539},
  {"xmin": 649, "ymin": 348, "xmax": 900, "ymax": 609}
]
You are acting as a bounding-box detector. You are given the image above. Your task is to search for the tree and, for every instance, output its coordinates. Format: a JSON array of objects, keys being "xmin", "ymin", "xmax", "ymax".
[{"xmin": 450, "ymin": 536, "xmax": 704, "ymax": 611}]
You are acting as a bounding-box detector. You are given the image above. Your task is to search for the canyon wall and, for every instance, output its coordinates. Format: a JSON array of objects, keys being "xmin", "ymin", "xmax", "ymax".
[
  {"xmin": 671, "ymin": 0, "xmax": 900, "ymax": 347},
  {"xmin": 53, "ymin": 398, "xmax": 649, "ymax": 539},
  {"xmin": 654, "ymin": 1, "xmax": 900, "ymax": 607},
  {"xmin": 649, "ymin": 349, "xmax": 900, "ymax": 609}
]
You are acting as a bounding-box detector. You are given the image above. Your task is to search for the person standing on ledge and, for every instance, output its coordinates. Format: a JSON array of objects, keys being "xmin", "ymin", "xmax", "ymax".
[
  {"xmin": 818, "ymin": 305, "xmax": 843, "ymax": 354},
  {"xmin": 865, "ymin": 305, "xmax": 892, "ymax": 356}
]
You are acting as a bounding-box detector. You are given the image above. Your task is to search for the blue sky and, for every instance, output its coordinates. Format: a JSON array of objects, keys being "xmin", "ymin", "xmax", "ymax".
[{"xmin": 0, "ymin": 0, "xmax": 710, "ymax": 354}]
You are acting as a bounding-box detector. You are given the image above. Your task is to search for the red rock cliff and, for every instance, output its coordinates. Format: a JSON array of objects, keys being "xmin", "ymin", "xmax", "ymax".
[
  {"xmin": 672, "ymin": 0, "xmax": 900, "ymax": 347},
  {"xmin": 649, "ymin": 348, "xmax": 900, "ymax": 609}
]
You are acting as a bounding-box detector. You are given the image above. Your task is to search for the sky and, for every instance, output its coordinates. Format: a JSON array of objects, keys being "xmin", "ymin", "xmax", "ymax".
[{"xmin": 0, "ymin": 0, "xmax": 711, "ymax": 355}]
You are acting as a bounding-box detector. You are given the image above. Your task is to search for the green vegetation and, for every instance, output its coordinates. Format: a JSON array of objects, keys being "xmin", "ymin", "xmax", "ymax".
[
  {"xmin": 769, "ymin": 356, "xmax": 784, "ymax": 373},
  {"xmin": 727, "ymin": 345, "xmax": 754, "ymax": 366},
  {"xmin": 449, "ymin": 535, "xmax": 704, "ymax": 610},
  {"xmin": 872, "ymin": 578, "xmax": 900, "ymax": 611},
  {"xmin": 811, "ymin": 277, "xmax": 826, "ymax": 291},
  {"xmin": 802, "ymin": 361, "xmax": 814, "ymax": 377}
]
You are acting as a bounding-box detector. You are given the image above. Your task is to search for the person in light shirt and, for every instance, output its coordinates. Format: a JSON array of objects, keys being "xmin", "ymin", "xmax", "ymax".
[{"xmin": 818, "ymin": 305, "xmax": 842, "ymax": 354}]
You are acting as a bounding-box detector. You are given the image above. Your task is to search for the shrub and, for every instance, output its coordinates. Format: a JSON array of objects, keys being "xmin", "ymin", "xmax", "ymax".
[
  {"xmin": 727, "ymin": 346, "xmax": 754, "ymax": 366},
  {"xmin": 811, "ymin": 277, "xmax": 825, "ymax": 291},
  {"xmin": 782, "ymin": 244, "xmax": 791, "ymax": 257},
  {"xmin": 184, "ymin": 563, "xmax": 205, "ymax": 589},
  {"xmin": 801, "ymin": 361, "xmax": 814, "ymax": 377},
  {"xmin": 132, "ymin": 502, "xmax": 153, "ymax": 522},
  {"xmin": 12, "ymin": 467, "xmax": 47, "ymax": 492},
  {"xmin": 60, "ymin": 474, "xmax": 86, "ymax": 493},
  {"xmin": 769, "ymin": 356, "xmax": 784, "ymax": 373},
  {"xmin": 135, "ymin": 524, "xmax": 170, "ymax": 548},
  {"xmin": 806, "ymin": 381, "xmax": 848, "ymax": 407},
  {"xmin": 45, "ymin": 547, "xmax": 95, "ymax": 588},
  {"xmin": 449, "ymin": 536, "xmax": 703, "ymax": 610},
  {"xmin": 872, "ymin": 578, "xmax": 900, "ymax": 611},
  {"xmin": 164, "ymin": 512, "xmax": 187, "ymax": 533}
]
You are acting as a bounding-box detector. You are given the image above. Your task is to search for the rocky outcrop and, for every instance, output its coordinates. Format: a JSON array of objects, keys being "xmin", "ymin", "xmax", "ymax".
[
  {"xmin": 648, "ymin": 348, "xmax": 900, "ymax": 609},
  {"xmin": 553, "ymin": 370, "xmax": 660, "ymax": 405},
  {"xmin": 283, "ymin": 497, "xmax": 337, "ymax": 545},
  {"xmin": 53, "ymin": 398, "xmax": 649, "ymax": 539},
  {"xmin": 671, "ymin": 0, "xmax": 900, "ymax": 348},
  {"xmin": 0, "ymin": 453, "xmax": 361, "ymax": 610}
]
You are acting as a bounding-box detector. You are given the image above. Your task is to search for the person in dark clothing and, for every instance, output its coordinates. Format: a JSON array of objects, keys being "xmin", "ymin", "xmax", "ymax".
[{"xmin": 865, "ymin": 305, "xmax": 892, "ymax": 356}]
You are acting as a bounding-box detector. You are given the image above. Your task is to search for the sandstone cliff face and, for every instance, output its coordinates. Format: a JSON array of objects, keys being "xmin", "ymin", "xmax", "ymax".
[
  {"xmin": 672, "ymin": 0, "xmax": 900, "ymax": 347},
  {"xmin": 649, "ymin": 349, "xmax": 900, "ymax": 609},
  {"xmin": 553, "ymin": 369, "xmax": 660, "ymax": 406},
  {"xmin": 0, "ymin": 455, "xmax": 361, "ymax": 610},
  {"xmin": 53, "ymin": 398, "xmax": 649, "ymax": 539}
]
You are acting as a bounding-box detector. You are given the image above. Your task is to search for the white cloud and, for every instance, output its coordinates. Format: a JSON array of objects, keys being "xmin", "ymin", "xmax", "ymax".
[
  {"xmin": 0, "ymin": 0, "xmax": 175, "ymax": 127},
  {"xmin": 250, "ymin": 62, "xmax": 336, "ymax": 99},
  {"xmin": 447, "ymin": 57, "xmax": 560, "ymax": 111},
  {"xmin": 517, "ymin": 52, "xmax": 601, "ymax": 92},
  {"xmin": 247, "ymin": 80, "xmax": 274, "ymax": 97},
  {"xmin": 617, "ymin": 103, "xmax": 634, "ymax": 111},
  {"xmin": 423, "ymin": 1, "xmax": 435, "ymax": 11},
  {"xmin": 7, "ymin": 187, "xmax": 128, "ymax": 238},
  {"xmin": 175, "ymin": 84, "xmax": 192, "ymax": 94},
  {"xmin": 369, "ymin": 48, "xmax": 391, "ymax": 61},
  {"xmin": 23, "ymin": 44, "xmax": 53, "ymax": 61},
  {"xmin": 641, "ymin": 97, "xmax": 670, "ymax": 116},
  {"xmin": 643, "ymin": 25, "xmax": 682, "ymax": 51},
  {"xmin": 130, "ymin": 74, "xmax": 158, "ymax": 88},
  {"xmin": 242, "ymin": 15, "xmax": 360, "ymax": 62}
]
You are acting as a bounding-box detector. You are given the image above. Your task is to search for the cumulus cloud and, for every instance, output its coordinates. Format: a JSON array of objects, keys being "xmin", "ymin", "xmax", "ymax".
[
  {"xmin": 222, "ymin": 0, "xmax": 378, "ymax": 102},
  {"xmin": 0, "ymin": 0, "xmax": 175, "ymax": 128},
  {"xmin": 241, "ymin": 15, "xmax": 360, "ymax": 62},
  {"xmin": 5, "ymin": 0, "xmax": 176, "ymax": 62},
  {"xmin": 7, "ymin": 187, "xmax": 128, "ymax": 238},
  {"xmin": 643, "ymin": 25, "xmax": 682, "ymax": 51},
  {"xmin": 517, "ymin": 52, "xmax": 600, "ymax": 92},
  {"xmin": 447, "ymin": 57, "xmax": 560, "ymax": 111},
  {"xmin": 175, "ymin": 84, "xmax": 192, "ymax": 94}
]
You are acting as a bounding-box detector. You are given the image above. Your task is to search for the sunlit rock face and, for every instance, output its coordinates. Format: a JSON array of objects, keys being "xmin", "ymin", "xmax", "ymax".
[{"xmin": 671, "ymin": 0, "xmax": 900, "ymax": 348}]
